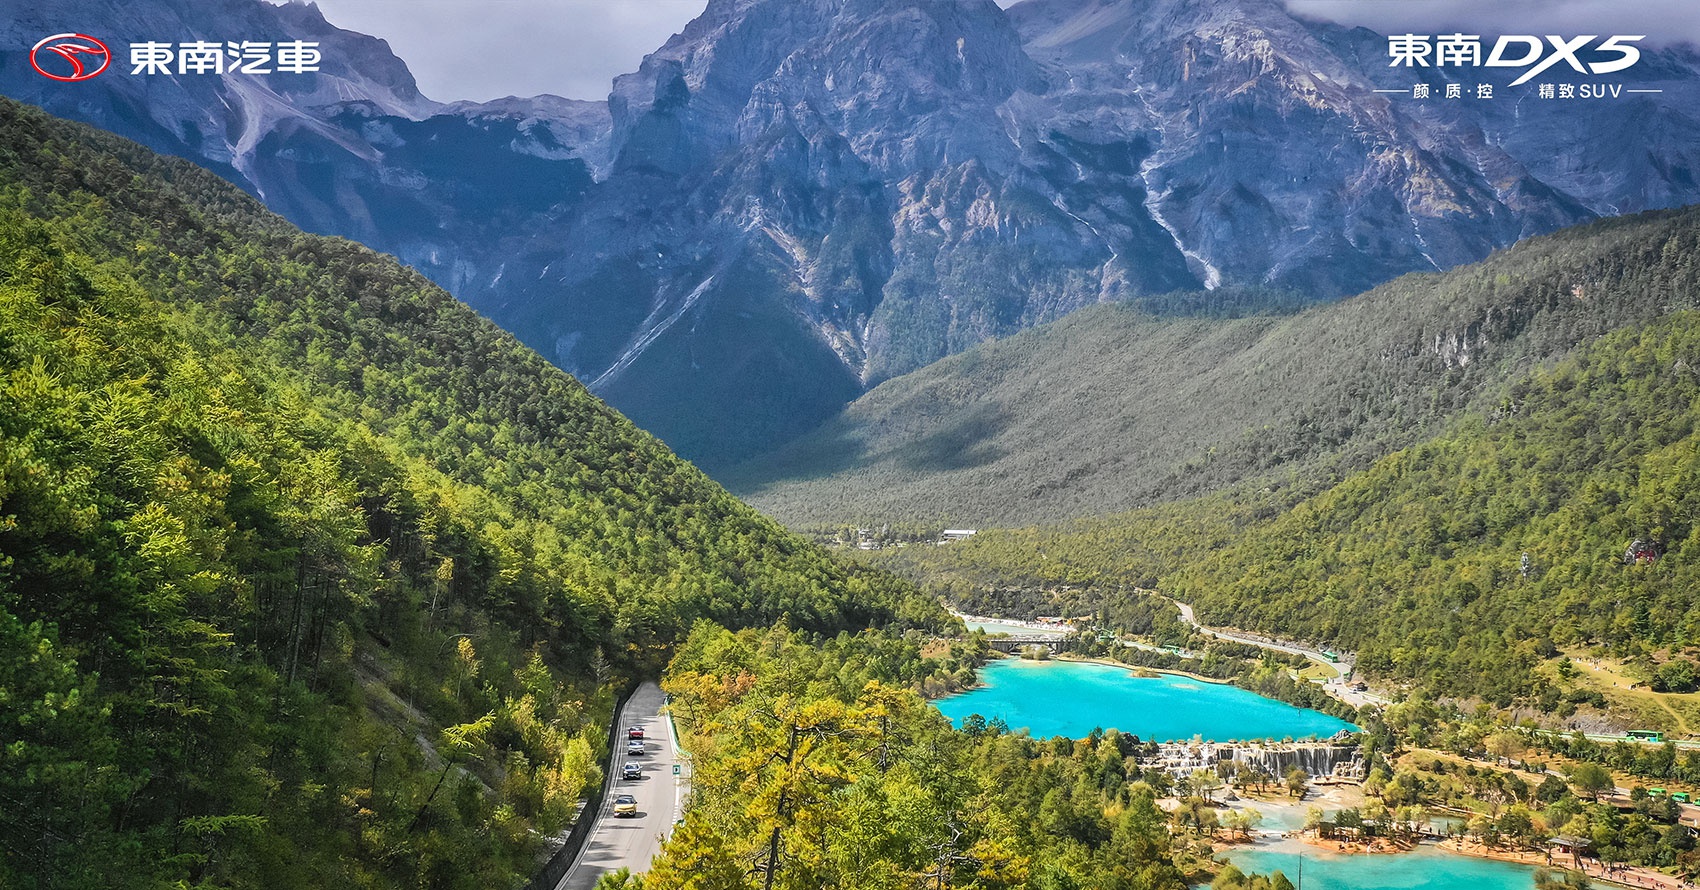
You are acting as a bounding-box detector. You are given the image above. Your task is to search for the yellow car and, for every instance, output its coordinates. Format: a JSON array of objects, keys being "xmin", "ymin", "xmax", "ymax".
[{"xmin": 613, "ymin": 794, "xmax": 638, "ymax": 817}]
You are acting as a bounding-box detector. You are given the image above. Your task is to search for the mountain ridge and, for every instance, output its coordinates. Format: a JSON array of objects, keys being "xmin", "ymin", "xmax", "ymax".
[
  {"xmin": 7, "ymin": 0, "xmax": 1700, "ymax": 469},
  {"xmin": 727, "ymin": 205, "xmax": 1700, "ymax": 526}
]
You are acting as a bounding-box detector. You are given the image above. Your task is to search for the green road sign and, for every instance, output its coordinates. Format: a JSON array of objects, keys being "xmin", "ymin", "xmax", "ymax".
[{"xmin": 673, "ymin": 764, "xmax": 681, "ymax": 775}]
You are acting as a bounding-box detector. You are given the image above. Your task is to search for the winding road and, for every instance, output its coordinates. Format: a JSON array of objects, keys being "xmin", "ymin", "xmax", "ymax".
[
  {"xmin": 554, "ymin": 682, "xmax": 689, "ymax": 890},
  {"xmin": 1167, "ymin": 598, "xmax": 1389, "ymax": 708}
]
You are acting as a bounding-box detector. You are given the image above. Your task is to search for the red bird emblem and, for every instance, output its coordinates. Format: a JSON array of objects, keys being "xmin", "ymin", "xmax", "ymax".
[{"xmin": 30, "ymin": 33, "xmax": 112, "ymax": 82}]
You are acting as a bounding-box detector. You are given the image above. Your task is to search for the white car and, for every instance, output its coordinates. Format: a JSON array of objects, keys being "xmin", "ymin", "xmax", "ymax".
[{"xmin": 626, "ymin": 739, "xmax": 645, "ymax": 756}]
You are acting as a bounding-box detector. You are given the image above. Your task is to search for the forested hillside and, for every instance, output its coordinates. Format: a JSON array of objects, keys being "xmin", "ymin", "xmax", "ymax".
[
  {"xmin": 0, "ymin": 99, "xmax": 946, "ymax": 890},
  {"xmin": 1173, "ymin": 313, "xmax": 1700, "ymax": 706},
  {"xmin": 620, "ymin": 623, "xmax": 1195, "ymax": 890},
  {"xmin": 859, "ymin": 305, "xmax": 1700, "ymax": 714},
  {"xmin": 731, "ymin": 209, "xmax": 1700, "ymax": 526}
]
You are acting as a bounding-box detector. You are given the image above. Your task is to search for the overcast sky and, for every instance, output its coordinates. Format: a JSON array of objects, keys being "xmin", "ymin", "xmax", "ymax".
[
  {"xmin": 292, "ymin": 0, "xmax": 1700, "ymax": 104},
  {"xmin": 297, "ymin": 0, "xmax": 711, "ymax": 102}
]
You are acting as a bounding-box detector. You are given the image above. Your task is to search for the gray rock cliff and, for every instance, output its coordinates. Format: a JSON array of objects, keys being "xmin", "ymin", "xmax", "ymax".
[{"xmin": 8, "ymin": 0, "xmax": 1699, "ymax": 469}]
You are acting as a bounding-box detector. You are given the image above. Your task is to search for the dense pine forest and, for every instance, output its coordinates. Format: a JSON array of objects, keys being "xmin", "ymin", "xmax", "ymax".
[
  {"xmin": 621, "ymin": 623, "xmax": 1194, "ymax": 890},
  {"xmin": 0, "ymin": 99, "xmax": 950, "ymax": 889},
  {"xmin": 1173, "ymin": 314, "xmax": 1700, "ymax": 706},
  {"xmin": 856, "ymin": 217, "xmax": 1700, "ymax": 716}
]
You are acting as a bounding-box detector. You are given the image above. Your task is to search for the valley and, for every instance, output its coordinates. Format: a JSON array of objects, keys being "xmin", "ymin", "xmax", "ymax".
[
  {"xmin": 731, "ymin": 207, "xmax": 1700, "ymax": 526},
  {"xmin": 0, "ymin": 99, "xmax": 947, "ymax": 890},
  {"xmin": 5, "ymin": 0, "xmax": 1700, "ymax": 888}
]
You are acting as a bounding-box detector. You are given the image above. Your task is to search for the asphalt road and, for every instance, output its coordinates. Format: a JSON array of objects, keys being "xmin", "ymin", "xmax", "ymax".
[
  {"xmin": 555, "ymin": 682, "xmax": 686, "ymax": 890},
  {"xmin": 1169, "ymin": 598, "xmax": 1390, "ymax": 707}
]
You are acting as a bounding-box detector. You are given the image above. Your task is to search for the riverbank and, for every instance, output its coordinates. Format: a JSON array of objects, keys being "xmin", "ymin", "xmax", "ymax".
[
  {"xmin": 1234, "ymin": 830, "xmax": 1697, "ymax": 890},
  {"xmin": 1219, "ymin": 837, "xmax": 1588, "ymax": 890},
  {"xmin": 1210, "ymin": 783, "xmax": 1699, "ymax": 890},
  {"xmin": 1299, "ymin": 834, "xmax": 1414, "ymax": 855},
  {"xmin": 954, "ymin": 651, "xmax": 1238, "ymax": 695},
  {"xmin": 930, "ymin": 652, "xmax": 1337, "ymax": 737},
  {"xmin": 1438, "ymin": 838, "xmax": 1699, "ymax": 890},
  {"xmin": 1054, "ymin": 653, "xmax": 1362, "ymax": 732},
  {"xmin": 1053, "ymin": 654, "xmax": 1238, "ymax": 687}
]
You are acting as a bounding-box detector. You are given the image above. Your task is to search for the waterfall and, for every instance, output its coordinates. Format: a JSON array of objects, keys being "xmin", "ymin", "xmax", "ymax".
[{"xmin": 1150, "ymin": 742, "xmax": 1364, "ymax": 781}]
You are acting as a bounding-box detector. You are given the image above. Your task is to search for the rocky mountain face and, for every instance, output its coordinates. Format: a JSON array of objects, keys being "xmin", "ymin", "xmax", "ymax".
[
  {"xmin": 724, "ymin": 205, "xmax": 1700, "ymax": 526},
  {"xmin": 8, "ymin": 0, "xmax": 1700, "ymax": 471},
  {"xmin": 0, "ymin": 0, "xmax": 607, "ymax": 297},
  {"xmin": 487, "ymin": 0, "xmax": 1205, "ymax": 465}
]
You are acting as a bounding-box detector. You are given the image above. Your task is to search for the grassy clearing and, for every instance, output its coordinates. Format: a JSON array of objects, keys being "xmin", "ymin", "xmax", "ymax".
[
  {"xmin": 1563, "ymin": 654, "xmax": 1700, "ymax": 737},
  {"xmin": 1298, "ymin": 662, "xmax": 1341, "ymax": 682}
]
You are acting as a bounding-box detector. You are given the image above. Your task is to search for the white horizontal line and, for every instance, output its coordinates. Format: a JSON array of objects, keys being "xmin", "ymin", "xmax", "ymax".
[
  {"xmin": 1372, "ymin": 89, "xmax": 1409, "ymax": 93},
  {"xmin": 1626, "ymin": 89, "xmax": 1663, "ymax": 93}
]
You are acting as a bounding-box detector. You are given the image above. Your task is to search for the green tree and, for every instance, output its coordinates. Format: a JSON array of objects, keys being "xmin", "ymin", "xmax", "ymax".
[
  {"xmin": 1286, "ymin": 767, "xmax": 1309, "ymax": 799},
  {"xmin": 1487, "ymin": 731, "xmax": 1527, "ymax": 766},
  {"xmin": 1533, "ymin": 866, "xmax": 1592, "ymax": 890},
  {"xmin": 1570, "ymin": 763, "xmax": 1614, "ymax": 802}
]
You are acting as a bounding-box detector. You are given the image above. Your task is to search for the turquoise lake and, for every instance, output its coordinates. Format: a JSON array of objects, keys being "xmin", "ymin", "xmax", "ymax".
[
  {"xmin": 1223, "ymin": 843, "xmax": 1543, "ymax": 890},
  {"xmin": 935, "ymin": 659, "xmax": 1356, "ymax": 741}
]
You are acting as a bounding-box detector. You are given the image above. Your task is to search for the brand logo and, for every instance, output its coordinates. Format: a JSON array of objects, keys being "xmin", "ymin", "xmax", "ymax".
[
  {"xmin": 29, "ymin": 34, "xmax": 321, "ymax": 82},
  {"xmin": 30, "ymin": 33, "xmax": 112, "ymax": 82},
  {"xmin": 1388, "ymin": 34, "xmax": 1645, "ymax": 86},
  {"xmin": 1377, "ymin": 33, "xmax": 1663, "ymax": 101},
  {"xmin": 128, "ymin": 40, "xmax": 321, "ymax": 75}
]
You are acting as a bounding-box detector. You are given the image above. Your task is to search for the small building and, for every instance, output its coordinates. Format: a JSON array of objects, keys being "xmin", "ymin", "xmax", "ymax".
[
  {"xmin": 1625, "ymin": 539, "xmax": 1663, "ymax": 565},
  {"xmin": 940, "ymin": 529, "xmax": 978, "ymax": 543},
  {"xmin": 1548, "ymin": 834, "xmax": 1593, "ymax": 870}
]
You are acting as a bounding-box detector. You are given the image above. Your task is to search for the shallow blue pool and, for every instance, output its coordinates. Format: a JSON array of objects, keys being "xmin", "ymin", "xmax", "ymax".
[{"xmin": 935, "ymin": 658, "xmax": 1355, "ymax": 742}]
